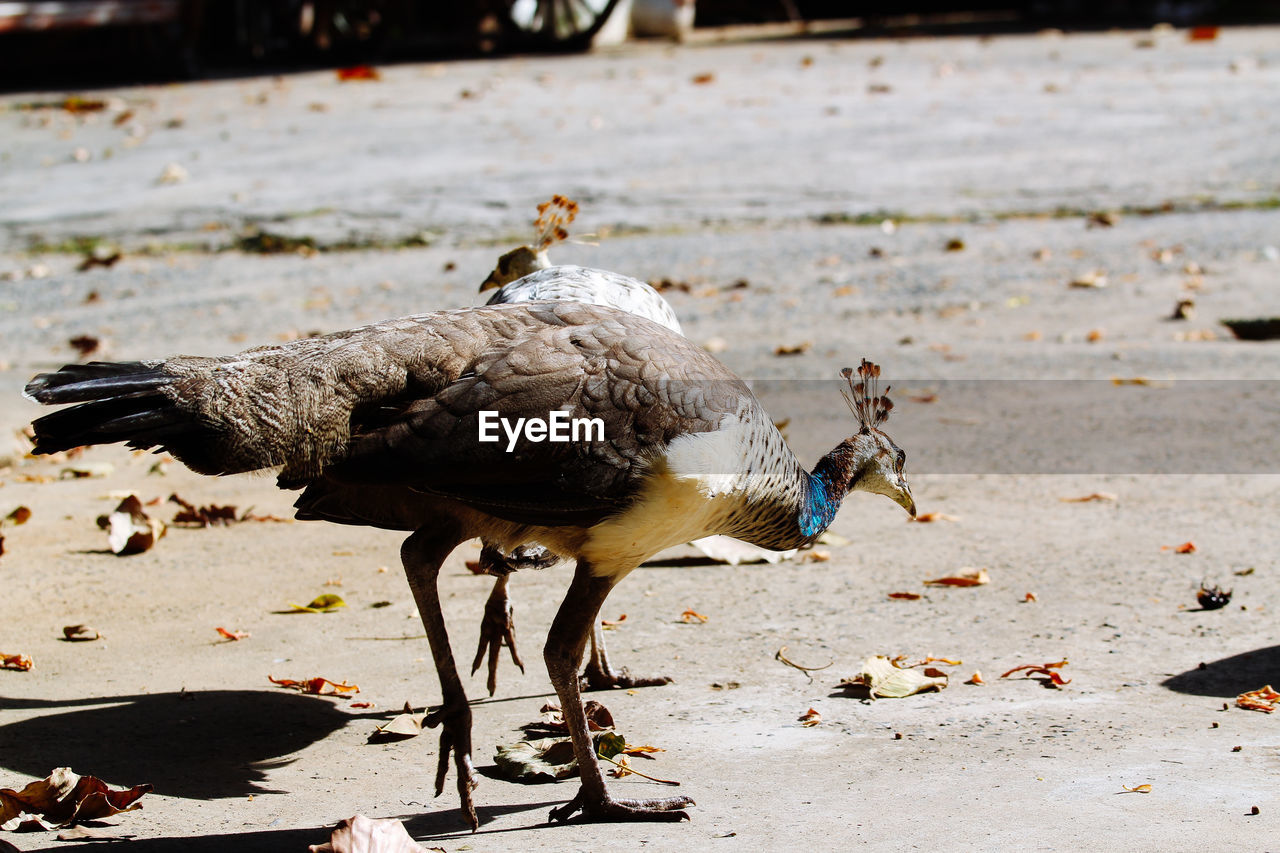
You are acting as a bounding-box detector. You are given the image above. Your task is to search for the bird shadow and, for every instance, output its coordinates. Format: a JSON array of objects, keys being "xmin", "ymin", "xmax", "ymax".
[
  {"xmin": 1161, "ymin": 645, "xmax": 1280, "ymax": 698},
  {"xmin": 0, "ymin": 689, "xmax": 355, "ymax": 799},
  {"xmin": 42, "ymin": 796, "xmax": 566, "ymax": 853}
]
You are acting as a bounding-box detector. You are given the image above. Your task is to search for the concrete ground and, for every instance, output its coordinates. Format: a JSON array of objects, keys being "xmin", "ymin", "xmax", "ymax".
[{"xmin": 1, "ymin": 23, "xmax": 1278, "ymax": 852}]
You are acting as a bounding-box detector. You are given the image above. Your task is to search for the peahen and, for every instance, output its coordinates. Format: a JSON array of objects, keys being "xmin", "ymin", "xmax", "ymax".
[{"xmin": 26, "ymin": 304, "xmax": 913, "ymax": 829}]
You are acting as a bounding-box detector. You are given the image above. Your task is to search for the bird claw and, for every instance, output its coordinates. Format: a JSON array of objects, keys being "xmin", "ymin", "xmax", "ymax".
[
  {"xmin": 548, "ymin": 787, "xmax": 694, "ymax": 824},
  {"xmin": 426, "ymin": 702, "xmax": 479, "ymax": 830},
  {"xmin": 470, "ymin": 584, "xmax": 525, "ymax": 696},
  {"xmin": 580, "ymin": 663, "xmax": 672, "ymax": 692}
]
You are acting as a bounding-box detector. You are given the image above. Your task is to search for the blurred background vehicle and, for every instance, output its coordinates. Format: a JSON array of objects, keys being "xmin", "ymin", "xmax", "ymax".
[{"xmin": 0, "ymin": 0, "xmax": 1273, "ymax": 89}]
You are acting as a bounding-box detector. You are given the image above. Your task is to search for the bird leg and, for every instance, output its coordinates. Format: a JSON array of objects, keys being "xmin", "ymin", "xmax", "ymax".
[
  {"xmin": 472, "ymin": 574, "xmax": 524, "ymax": 697},
  {"xmin": 581, "ymin": 620, "xmax": 674, "ymax": 692},
  {"xmin": 401, "ymin": 523, "xmax": 479, "ymax": 831},
  {"xmin": 545, "ymin": 561, "xmax": 694, "ymax": 824},
  {"xmin": 471, "ymin": 543, "xmax": 559, "ymax": 696}
]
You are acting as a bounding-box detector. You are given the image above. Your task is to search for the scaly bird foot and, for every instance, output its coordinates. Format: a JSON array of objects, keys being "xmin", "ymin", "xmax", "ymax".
[
  {"xmin": 548, "ymin": 787, "xmax": 694, "ymax": 824},
  {"xmin": 580, "ymin": 663, "xmax": 673, "ymax": 692},
  {"xmin": 425, "ymin": 701, "xmax": 479, "ymax": 830},
  {"xmin": 471, "ymin": 579, "xmax": 525, "ymax": 697}
]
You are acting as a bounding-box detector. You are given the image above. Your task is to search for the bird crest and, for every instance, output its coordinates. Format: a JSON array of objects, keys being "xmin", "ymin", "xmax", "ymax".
[
  {"xmin": 533, "ymin": 194, "xmax": 579, "ymax": 250},
  {"xmin": 840, "ymin": 359, "xmax": 893, "ymax": 432}
]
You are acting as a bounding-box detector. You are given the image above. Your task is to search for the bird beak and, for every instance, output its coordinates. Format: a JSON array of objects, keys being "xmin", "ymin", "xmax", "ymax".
[
  {"xmin": 479, "ymin": 271, "xmax": 501, "ymax": 293},
  {"xmin": 895, "ymin": 484, "xmax": 916, "ymax": 518}
]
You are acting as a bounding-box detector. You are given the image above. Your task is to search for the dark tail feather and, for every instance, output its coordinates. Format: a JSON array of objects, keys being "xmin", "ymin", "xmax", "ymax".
[
  {"xmin": 24, "ymin": 362, "xmax": 185, "ymax": 456},
  {"xmin": 24, "ymin": 361, "xmax": 169, "ymax": 404}
]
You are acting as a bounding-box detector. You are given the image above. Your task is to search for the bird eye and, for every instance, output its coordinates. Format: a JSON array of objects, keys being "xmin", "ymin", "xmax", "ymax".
[{"xmin": 895, "ymin": 451, "xmax": 905, "ymax": 473}]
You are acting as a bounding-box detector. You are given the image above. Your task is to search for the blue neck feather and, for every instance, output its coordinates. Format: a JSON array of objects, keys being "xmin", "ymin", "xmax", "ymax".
[{"xmin": 798, "ymin": 469, "xmax": 842, "ymax": 540}]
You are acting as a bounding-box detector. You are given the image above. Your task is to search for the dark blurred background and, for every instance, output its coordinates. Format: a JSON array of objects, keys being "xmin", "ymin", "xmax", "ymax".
[{"xmin": 1, "ymin": 0, "xmax": 1276, "ymax": 90}]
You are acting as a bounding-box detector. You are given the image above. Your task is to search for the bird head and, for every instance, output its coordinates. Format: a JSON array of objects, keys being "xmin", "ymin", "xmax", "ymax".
[
  {"xmin": 479, "ymin": 245, "xmax": 550, "ymax": 291},
  {"xmin": 479, "ymin": 194, "xmax": 579, "ymax": 292},
  {"xmin": 838, "ymin": 361, "xmax": 915, "ymax": 517}
]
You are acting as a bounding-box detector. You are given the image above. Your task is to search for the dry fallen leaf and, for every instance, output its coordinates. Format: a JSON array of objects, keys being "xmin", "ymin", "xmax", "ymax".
[
  {"xmin": 1236, "ymin": 685, "xmax": 1280, "ymax": 713},
  {"xmin": 1162, "ymin": 541, "xmax": 1197, "ymax": 554},
  {"xmin": 680, "ymin": 609, "xmax": 709, "ymax": 624},
  {"xmin": 100, "ymin": 495, "xmax": 165, "ymax": 555},
  {"xmin": 774, "ymin": 342, "xmax": 812, "ymax": 356},
  {"xmin": 214, "ymin": 627, "xmax": 250, "ymax": 641},
  {"xmin": 798, "ymin": 708, "xmax": 822, "ymax": 727},
  {"xmin": 370, "ymin": 703, "xmax": 426, "ymax": 741},
  {"xmin": 908, "ymin": 656, "xmax": 962, "ymax": 668},
  {"xmin": 61, "ymin": 625, "xmax": 100, "ymax": 642},
  {"xmin": 1170, "ymin": 298, "xmax": 1196, "ymax": 320},
  {"xmin": 5, "ymin": 506, "xmax": 31, "ymax": 525},
  {"xmin": 493, "ymin": 737, "xmax": 579, "ymax": 782},
  {"xmin": 268, "ymin": 676, "xmax": 359, "ymax": 695},
  {"xmin": 1, "ymin": 653, "xmax": 32, "ymax": 671},
  {"xmin": 0, "ymin": 768, "xmax": 151, "ymax": 830},
  {"xmin": 62, "ymin": 462, "xmax": 113, "ymax": 478},
  {"xmin": 1060, "ymin": 492, "xmax": 1117, "ymax": 503},
  {"xmin": 909, "ymin": 512, "xmax": 958, "ymax": 523},
  {"xmin": 524, "ymin": 701, "xmax": 616, "ymax": 737},
  {"xmin": 156, "ymin": 162, "xmax": 188, "ymax": 185},
  {"xmin": 923, "ymin": 568, "xmax": 989, "ymax": 587},
  {"xmin": 691, "ymin": 72, "xmax": 715, "ymax": 84},
  {"xmin": 600, "ymin": 614, "xmax": 627, "ymax": 629},
  {"xmin": 308, "ymin": 814, "xmax": 432, "ymax": 853},
  {"xmin": 1069, "ymin": 271, "xmax": 1108, "ymax": 289},
  {"xmin": 169, "ymin": 493, "xmax": 239, "ymax": 527},
  {"xmin": 607, "ymin": 754, "xmax": 633, "ymax": 778},
  {"xmin": 888, "ymin": 592, "xmax": 922, "ymax": 601},
  {"xmin": 841, "ymin": 655, "xmax": 948, "ymax": 698},
  {"xmin": 1001, "ymin": 660, "xmax": 1071, "ymax": 687},
  {"xmin": 1121, "ymin": 784, "xmax": 1152, "ymax": 794},
  {"xmin": 1023, "ymin": 592, "xmax": 1038, "ymax": 603},
  {"xmin": 966, "ymin": 671, "xmax": 985, "ymax": 685},
  {"xmin": 288, "ymin": 594, "xmax": 346, "ymax": 613}
]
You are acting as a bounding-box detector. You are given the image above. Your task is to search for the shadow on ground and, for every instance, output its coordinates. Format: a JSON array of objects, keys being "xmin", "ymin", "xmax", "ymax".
[
  {"xmin": 33, "ymin": 802, "xmax": 566, "ymax": 852},
  {"xmin": 1161, "ymin": 645, "xmax": 1280, "ymax": 697},
  {"xmin": 0, "ymin": 689, "xmax": 358, "ymax": 799}
]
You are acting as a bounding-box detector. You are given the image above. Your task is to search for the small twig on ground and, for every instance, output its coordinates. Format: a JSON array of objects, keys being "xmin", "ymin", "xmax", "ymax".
[
  {"xmin": 598, "ymin": 753, "xmax": 680, "ymax": 786},
  {"xmin": 775, "ymin": 645, "xmax": 834, "ymax": 681}
]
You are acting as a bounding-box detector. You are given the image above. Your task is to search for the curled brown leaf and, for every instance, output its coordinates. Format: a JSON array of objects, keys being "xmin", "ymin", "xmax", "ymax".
[
  {"xmin": 0, "ymin": 767, "xmax": 151, "ymax": 830},
  {"xmin": 923, "ymin": 568, "xmax": 989, "ymax": 587},
  {"xmin": 268, "ymin": 676, "xmax": 359, "ymax": 695},
  {"xmin": 1236, "ymin": 685, "xmax": 1280, "ymax": 713},
  {"xmin": 1001, "ymin": 660, "xmax": 1071, "ymax": 687},
  {"xmin": 1, "ymin": 653, "xmax": 33, "ymax": 671}
]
